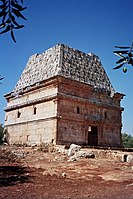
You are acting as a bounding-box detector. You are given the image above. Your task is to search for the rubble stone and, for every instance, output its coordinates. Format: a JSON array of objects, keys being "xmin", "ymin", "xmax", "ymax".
[
  {"xmin": 68, "ymin": 144, "xmax": 81, "ymax": 157},
  {"xmin": 127, "ymin": 155, "xmax": 133, "ymax": 163},
  {"xmin": 75, "ymin": 151, "xmax": 95, "ymax": 159}
]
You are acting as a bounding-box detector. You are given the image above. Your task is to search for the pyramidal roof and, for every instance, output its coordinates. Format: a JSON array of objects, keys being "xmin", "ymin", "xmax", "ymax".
[{"xmin": 13, "ymin": 44, "xmax": 115, "ymax": 96}]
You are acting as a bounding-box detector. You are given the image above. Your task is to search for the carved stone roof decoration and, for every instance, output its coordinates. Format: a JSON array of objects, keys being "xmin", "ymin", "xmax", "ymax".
[{"xmin": 13, "ymin": 44, "xmax": 115, "ymax": 96}]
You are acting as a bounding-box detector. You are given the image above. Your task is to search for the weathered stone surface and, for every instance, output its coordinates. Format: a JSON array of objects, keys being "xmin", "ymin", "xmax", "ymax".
[
  {"xmin": 68, "ymin": 144, "xmax": 81, "ymax": 156},
  {"xmin": 68, "ymin": 150, "xmax": 95, "ymax": 161},
  {"xmin": 56, "ymin": 145, "xmax": 66, "ymax": 154},
  {"xmin": 4, "ymin": 44, "xmax": 124, "ymax": 147},
  {"xmin": 122, "ymin": 154, "xmax": 128, "ymax": 162},
  {"xmin": 127, "ymin": 155, "xmax": 133, "ymax": 163},
  {"xmin": 13, "ymin": 44, "xmax": 115, "ymax": 96},
  {"xmin": 68, "ymin": 156, "xmax": 77, "ymax": 162},
  {"xmin": 11, "ymin": 150, "xmax": 26, "ymax": 158},
  {"xmin": 75, "ymin": 151, "xmax": 95, "ymax": 159}
]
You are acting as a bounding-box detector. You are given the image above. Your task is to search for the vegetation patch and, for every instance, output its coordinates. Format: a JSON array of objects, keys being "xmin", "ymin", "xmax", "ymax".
[
  {"xmin": 122, "ymin": 133, "xmax": 133, "ymax": 148},
  {"xmin": 37, "ymin": 142, "xmax": 56, "ymax": 153}
]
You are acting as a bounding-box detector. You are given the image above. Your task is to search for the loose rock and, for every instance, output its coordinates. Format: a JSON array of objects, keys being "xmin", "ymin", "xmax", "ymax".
[
  {"xmin": 127, "ymin": 155, "xmax": 133, "ymax": 163},
  {"xmin": 68, "ymin": 144, "xmax": 81, "ymax": 157}
]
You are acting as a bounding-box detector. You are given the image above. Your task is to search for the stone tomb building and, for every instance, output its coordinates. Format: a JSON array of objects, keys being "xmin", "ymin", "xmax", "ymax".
[{"xmin": 4, "ymin": 44, "xmax": 124, "ymax": 147}]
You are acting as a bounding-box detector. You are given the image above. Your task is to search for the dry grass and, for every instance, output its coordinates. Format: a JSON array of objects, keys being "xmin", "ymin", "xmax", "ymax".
[
  {"xmin": 37, "ymin": 142, "xmax": 56, "ymax": 153},
  {"xmin": 0, "ymin": 146, "xmax": 18, "ymax": 163}
]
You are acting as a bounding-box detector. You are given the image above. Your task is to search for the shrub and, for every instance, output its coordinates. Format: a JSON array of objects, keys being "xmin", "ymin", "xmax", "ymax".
[
  {"xmin": 0, "ymin": 147, "xmax": 18, "ymax": 163},
  {"xmin": 122, "ymin": 133, "xmax": 133, "ymax": 148},
  {"xmin": 38, "ymin": 142, "xmax": 56, "ymax": 153}
]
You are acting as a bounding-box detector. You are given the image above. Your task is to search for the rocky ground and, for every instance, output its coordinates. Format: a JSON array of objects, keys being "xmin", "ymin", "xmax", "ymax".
[{"xmin": 0, "ymin": 145, "xmax": 133, "ymax": 199}]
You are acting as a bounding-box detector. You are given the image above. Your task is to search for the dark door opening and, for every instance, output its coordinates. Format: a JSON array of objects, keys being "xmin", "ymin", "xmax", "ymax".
[{"xmin": 88, "ymin": 126, "xmax": 98, "ymax": 146}]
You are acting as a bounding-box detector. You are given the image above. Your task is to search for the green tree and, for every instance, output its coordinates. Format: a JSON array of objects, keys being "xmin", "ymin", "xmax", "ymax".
[
  {"xmin": 0, "ymin": 124, "xmax": 4, "ymax": 144},
  {"xmin": 113, "ymin": 42, "xmax": 133, "ymax": 73},
  {"xmin": 122, "ymin": 133, "xmax": 133, "ymax": 148},
  {"xmin": 0, "ymin": 0, "xmax": 27, "ymax": 42}
]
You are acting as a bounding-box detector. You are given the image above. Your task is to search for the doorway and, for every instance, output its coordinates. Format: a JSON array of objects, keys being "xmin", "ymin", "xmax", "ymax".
[{"xmin": 88, "ymin": 126, "xmax": 98, "ymax": 146}]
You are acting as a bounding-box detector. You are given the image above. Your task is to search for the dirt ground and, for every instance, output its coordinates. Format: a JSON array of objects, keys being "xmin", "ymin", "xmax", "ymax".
[{"xmin": 0, "ymin": 146, "xmax": 133, "ymax": 199}]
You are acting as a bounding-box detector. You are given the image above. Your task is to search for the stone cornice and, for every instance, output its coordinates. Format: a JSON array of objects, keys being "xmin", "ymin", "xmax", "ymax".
[
  {"xmin": 4, "ymin": 94, "xmax": 57, "ymax": 112},
  {"xmin": 58, "ymin": 92, "xmax": 124, "ymax": 110},
  {"xmin": 4, "ymin": 116, "xmax": 57, "ymax": 127}
]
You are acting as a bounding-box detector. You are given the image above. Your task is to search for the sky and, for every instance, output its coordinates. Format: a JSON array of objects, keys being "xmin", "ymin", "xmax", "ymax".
[{"xmin": 0, "ymin": 0, "xmax": 133, "ymax": 135}]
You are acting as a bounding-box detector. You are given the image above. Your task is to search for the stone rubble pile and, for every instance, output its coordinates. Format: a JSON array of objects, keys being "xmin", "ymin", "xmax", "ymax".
[
  {"xmin": 68, "ymin": 144, "xmax": 95, "ymax": 161},
  {"xmin": 13, "ymin": 44, "xmax": 115, "ymax": 96},
  {"xmin": 122, "ymin": 154, "xmax": 133, "ymax": 163},
  {"xmin": 68, "ymin": 144, "xmax": 81, "ymax": 157}
]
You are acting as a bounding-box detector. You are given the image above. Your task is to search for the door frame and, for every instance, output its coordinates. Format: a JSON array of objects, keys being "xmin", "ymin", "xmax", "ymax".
[{"xmin": 87, "ymin": 125, "xmax": 98, "ymax": 146}]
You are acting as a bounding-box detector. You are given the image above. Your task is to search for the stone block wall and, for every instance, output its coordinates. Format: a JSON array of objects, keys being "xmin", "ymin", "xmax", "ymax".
[
  {"xmin": 4, "ymin": 40, "xmax": 125, "ymax": 147},
  {"xmin": 5, "ymin": 100, "xmax": 57, "ymax": 126},
  {"xmin": 4, "ymin": 79, "xmax": 58, "ymax": 145},
  {"xmin": 57, "ymin": 77, "xmax": 123, "ymax": 147},
  {"xmin": 7, "ymin": 119, "xmax": 57, "ymax": 145}
]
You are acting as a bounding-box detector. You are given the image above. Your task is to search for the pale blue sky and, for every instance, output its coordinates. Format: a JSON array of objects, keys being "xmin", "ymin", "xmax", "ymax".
[{"xmin": 0, "ymin": 0, "xmax": 133, "ymax": 135}]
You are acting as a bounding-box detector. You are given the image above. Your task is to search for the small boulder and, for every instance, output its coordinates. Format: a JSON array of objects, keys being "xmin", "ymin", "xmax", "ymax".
[
  {"xmin": 11, "ymin": 150, "xmax": 26, "ymax": 159},
  {"xmin": 127, "ymin": 155, "xmax": 133, "ymax": 163},
  {"xmin": 68, "ymin": 144, "xmax": 81, "ymax": 157},
  {"xmin": 122, "ymin": 154, "xmax": 128, "ymax": 162},
  {"xmin": 75, "ymin": 151, "xmax": 95, "ymax": 159},
  {"xmin": 68, "ymin": 156, "xmax": 77, "ymax": 162},
  {"xmin": 62, "ymin": 172, "xmax": 67, "ymax": 177}
]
